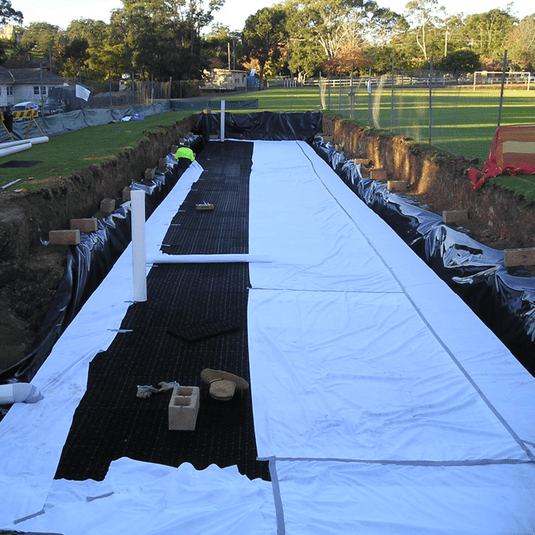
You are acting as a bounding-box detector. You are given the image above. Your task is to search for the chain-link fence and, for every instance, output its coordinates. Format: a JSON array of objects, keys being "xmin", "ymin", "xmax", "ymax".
[{"xmin": 318, "ymin": 65, "xmax": 534, "ymax": 162}]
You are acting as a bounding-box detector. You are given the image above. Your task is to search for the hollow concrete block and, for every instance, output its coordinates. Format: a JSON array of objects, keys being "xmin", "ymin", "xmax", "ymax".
[{"xmin": 168, "ymin": 386, "xmax": 200, "ymax": 431}]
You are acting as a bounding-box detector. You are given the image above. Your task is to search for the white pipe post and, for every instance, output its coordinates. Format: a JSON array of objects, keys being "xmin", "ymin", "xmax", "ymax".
[
  {"xmin": 220, "ymin": 100, "xmax": 225, "ymax": 142},
  {"xmin": 131, "ymin": 189, "xmax": 147, "ymax": 302}
]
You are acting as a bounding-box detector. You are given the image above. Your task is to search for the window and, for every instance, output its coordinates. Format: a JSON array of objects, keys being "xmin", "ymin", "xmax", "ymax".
[
  {"xmin": 34, "ymin": 86, "xmax": 40, "ymax": 95},
  {"xmin": 7, "ymin": 86, "xmax": 13, "ymax": 96}
]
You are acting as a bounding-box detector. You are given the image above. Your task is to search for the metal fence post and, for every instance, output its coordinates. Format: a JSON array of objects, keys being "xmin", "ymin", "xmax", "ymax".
[
  {"xmin": 429, "ymin": 57, "xmax": 433, "ymax": 145},
  {"xmin": 391, "ymin": 59, "xmax": 395, "ymax": 132},
  {"xmin": 497, "ymin": 50, "xmax": 507, "ymax": 128}
]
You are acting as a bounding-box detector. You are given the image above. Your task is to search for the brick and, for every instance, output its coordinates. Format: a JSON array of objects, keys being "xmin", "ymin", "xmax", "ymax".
[
  {"xmin": 203, "ymin": 108, "xmax": 211, "ymax": 114},
  {"xmin": 321, "ymin": 135, "xmax": 334, "ymax": 143},
  {"xmin": 100, "ymin": 198, "xmax": 116, "ymax": 215},
  {"xmin": 442, "ymin": 210, "xmax": 469, "ymax": 224},
  {"xmin": 354, "ymin": 158, "xmax": 371, "ymax": 166},
  {"xmin": 335, "ymin": 144, "xmax": 344, "ymax": 153},
  {"xmin": 387, "ymin": 180, "xmax": 408, "ymax": 192},
  {"xmin": 504, "ymin": 248, "xmax": 535, "ymax": 267},
  {"xmin": 144, "ymin": 168, "xmax": 155, "ymax": 182},
  {"xmin": 49, "ymin": 229, "xmax": 80, "ymax": 246},
  {"xmin": 157, "ymin": 158, "xmax": 167, "ymax": 172},
  {"xmin": 168, "ymin": 386, "xmax": 200, "ymax": 431},
  {"xmin": 70, "ymin": 218, "xmax": 97, "ymax": 233},
  {"xmin": 122, "ymin": 186, "xmax": 132, "ymax": 201},
  {"xmin": 370, "ymin": 169, "xmax": 387, "ymax": 180},
  {"xmin": 171, "ymin": 145, "xmax": 179, "ymax": 154}
]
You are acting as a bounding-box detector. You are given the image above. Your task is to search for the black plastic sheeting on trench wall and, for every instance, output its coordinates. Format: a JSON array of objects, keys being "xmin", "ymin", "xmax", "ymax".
[
  {"xmin": 2, "ymin": 110, "xmax": 534, "ymax": 384},
  {"xmin": 312, "ymin": 140, "xmax": 535, "ymax": 376},
  {"xmin": 0, "ymin": 153, "xmax": 187, "ymax": 384},
  {"xmin": 0, "ymin": 112, "xmax": 323, "ymax": 385}
]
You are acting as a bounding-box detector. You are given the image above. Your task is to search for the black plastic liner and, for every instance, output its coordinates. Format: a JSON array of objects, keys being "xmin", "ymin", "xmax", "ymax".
[
  {"xmin": 312, "ymin": 139, "xmax": 535, "ymax": 376},
  {"xmin": 194, "ymin": 110, "xmax": 322, "ymax": 141},
  {"xmin": 0, "ymin": 155, "xmax": 188, "ymax": 384}
]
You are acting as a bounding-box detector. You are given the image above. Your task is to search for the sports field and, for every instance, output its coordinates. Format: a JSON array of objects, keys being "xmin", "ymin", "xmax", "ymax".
[{"xmin": 312, "ymin": 83, "xmax": 535, "ymax": 162}]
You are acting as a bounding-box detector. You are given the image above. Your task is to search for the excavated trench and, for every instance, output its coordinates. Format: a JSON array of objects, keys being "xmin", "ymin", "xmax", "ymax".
[{"xmin": 0, "ymin": 112, "xmax": 534, "ymax": 378}]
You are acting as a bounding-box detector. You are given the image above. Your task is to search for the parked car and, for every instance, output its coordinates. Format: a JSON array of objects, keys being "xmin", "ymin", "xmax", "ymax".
[
  {"xmin": 42, "ymin": 98, "xmax": 65, "ymax": 115},
  {"xmin": 11, "ymin": 101, "xmax": 40, "ymax": 121},
  {"xmin": 11, "ymin": 101, "xmax": 40, "ymax": 113}
]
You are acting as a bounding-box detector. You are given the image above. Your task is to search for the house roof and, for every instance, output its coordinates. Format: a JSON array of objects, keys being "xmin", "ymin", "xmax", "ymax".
[
  {"xmin": 7, "ymin": 68, "xmax": 64, "ymax": 84},
  {"xmin": 0, "ymin": 65, "xmax": 15, "ymax": 83}
]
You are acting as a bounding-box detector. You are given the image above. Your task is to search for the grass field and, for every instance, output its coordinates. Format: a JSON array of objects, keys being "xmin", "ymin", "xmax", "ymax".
[{"xmin": 1, "ymin": 85, "xmax": 535, "ymax": 198}]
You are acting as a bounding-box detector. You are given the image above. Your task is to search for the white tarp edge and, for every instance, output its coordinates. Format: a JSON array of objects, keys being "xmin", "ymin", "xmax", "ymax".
[{"xmin": 0, "ymin": 162, "xmax": 203, "ymax": 526}]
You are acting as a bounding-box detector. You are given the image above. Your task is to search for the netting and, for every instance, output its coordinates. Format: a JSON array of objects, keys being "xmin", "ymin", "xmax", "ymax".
[{"xmin": 319, "ymin": 71, "xmax": 535, "ymax": 162}]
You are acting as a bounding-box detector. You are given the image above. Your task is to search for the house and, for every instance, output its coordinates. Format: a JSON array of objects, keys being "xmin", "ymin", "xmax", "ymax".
[
  {"xmin": 0, "ymin": 66, "xmax": 65, "ymax": 110},
  {"xmin": 202, "ymin": 68, "xmax": 248, "ymax": 91}
]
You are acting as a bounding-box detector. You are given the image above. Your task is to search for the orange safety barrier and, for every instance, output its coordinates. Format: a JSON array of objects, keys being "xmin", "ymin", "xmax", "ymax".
[{"xmin": 469, "ymin": 124, "xmax": 535, "ymax": 190}]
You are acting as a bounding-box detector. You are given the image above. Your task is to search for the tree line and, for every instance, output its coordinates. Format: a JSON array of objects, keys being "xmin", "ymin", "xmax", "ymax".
[{"xmin": 0, "ymin": 0, "xmax": 533, "ymax": 88}]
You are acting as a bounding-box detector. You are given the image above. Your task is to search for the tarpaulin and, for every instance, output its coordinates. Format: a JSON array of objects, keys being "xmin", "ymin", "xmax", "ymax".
[
  {"xmin": 469, "ymin": 124, "xmax": 535, "ymax": 190},
  {"xmin": 194, "ymin": 111, "xmax": 322, "ymax": 141}
]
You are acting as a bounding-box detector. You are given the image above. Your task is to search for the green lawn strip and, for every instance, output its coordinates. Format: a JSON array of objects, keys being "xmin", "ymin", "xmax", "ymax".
[{"xmin": 0, "ymin": 110, "xmax": 192, "ymax": 192}]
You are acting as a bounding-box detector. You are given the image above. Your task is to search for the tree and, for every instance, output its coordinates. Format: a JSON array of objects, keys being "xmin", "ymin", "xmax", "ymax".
[
  {"xmin": 288, "ymin": 39, "xmax": 326, "ymax": 78},
  {"xmin": 322, "ymin": 43, "xmax": 371, "ymax": 75},
  {"xmin": 243, "ymin": 6, "xmax": 287, "ymax": 88},
  {"xmin": 436, "ymin": 48, "xmax": 480, "ymax": 72},
  {"xmin": 285, "ymin": 0, "xmax": 378, "ymax": 62},
  {"xmin": 506, "ymin": 15, "xmax": 535, "ymax": 71},
  {"xmin": 463, "ymin": 9, "xmax": 517, "ymax": 63},
  {"xmin": 404, "ymin": 0, "xmax": 445, "ymax": 61},
  {"xmin": 19, "ymin": 22, "xmax": 60, "ymax": 59},
  {"xmin": 0, "ymin": 0, "xmax": 22, "ymax": 25}
]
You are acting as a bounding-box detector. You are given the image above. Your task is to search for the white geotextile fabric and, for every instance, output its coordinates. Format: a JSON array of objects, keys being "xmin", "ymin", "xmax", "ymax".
[
  {"xmin": 15, "ymin": 458, "xmax": 275, "ymax": 535},
  {"xmin": 275, "ymin": 460, "xmax": 535, "ymax": 534},
  {"xmin": 248, "ymin": 141, "xmax": 535, "ymax": 531},
  {"xmin": 0, "ymin": 162, "xmax": 204, "ymax": 527}
]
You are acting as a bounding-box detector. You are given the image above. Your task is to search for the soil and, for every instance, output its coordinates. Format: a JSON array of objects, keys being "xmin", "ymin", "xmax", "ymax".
[
  {"xmin": 1, "ymin": 113, "xmax": 533, "ymax": 376},
  {"xmin": 0, "ymin": 114, "xmax": 197, "ymax": 374}
]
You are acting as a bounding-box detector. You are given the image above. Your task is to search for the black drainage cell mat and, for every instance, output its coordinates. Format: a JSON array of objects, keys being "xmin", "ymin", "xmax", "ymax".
[
  {"xmin": 167, "ymin": 317, "xmax": 241, "ymax": 342},
  {"xmin": 55, "ymin": 141, "xmax": 268, "ymax": 482},
  {"xmin": 0, "ymin": 160, "xmax": 42, "ymax": 168}
]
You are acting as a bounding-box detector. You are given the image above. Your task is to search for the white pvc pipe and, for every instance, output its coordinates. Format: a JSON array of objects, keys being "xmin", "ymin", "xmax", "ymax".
[
  {"xmin": 0, "ymin": 142, "xmax": 32, "ymax": 158},
  {"xmin": 0, "ymin": 137, "xmax": 49, "ymax": 151},
  {"xmin": 0, "ymin": 139, "xmax": 31, "ymax": 149},
  {"xmin": 146, "ymin": 254, "xmax": 272, "ymax": 264},
  {"xmin": 220, "ymin": 100, "xmax": 225, "ymax": 142},
  {"xmin": 131, "ymin": 189, "xmax": 147, "ymax": 302},
  {"xmin": 27, "ymin": 136, "xmax": 49, "ymax": 145},
  {"xmin": 0, "ymin": 383, "xmax": 43, "ymax": 404}
]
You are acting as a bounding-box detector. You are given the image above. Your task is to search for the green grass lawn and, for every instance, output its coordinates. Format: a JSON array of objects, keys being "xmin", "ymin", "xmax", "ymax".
[
  {"xmin": 1, "ymin": 85, "xmax": 535, "ymax": 199},
  {"xmin": 0, "ymin": 110, "xmax": 192, "ymax": 192}
]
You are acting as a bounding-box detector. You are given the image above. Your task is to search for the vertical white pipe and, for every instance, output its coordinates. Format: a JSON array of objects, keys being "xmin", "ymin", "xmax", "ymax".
[
  {"xmin": 131, "ymin": 189, "xmax": 147, "ymax": 302},
  {"xmin": 220, "ymin": 100, "xmax": 225, "ymax": 142}
]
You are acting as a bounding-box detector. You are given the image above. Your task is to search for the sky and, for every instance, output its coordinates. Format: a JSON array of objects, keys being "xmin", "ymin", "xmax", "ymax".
[{"xmin": 9, "ymin": 0, "xmax": 534, "ymax": 33}]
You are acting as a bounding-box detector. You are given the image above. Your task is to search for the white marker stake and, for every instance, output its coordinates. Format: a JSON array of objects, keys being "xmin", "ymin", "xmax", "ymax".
[
  {"xmin": 131, "ymin": 189, "xmax": 147, "ymax": 302},
  {"xmin": 220, "ymin": 99, "xmax": 225, "ymax": 141}
]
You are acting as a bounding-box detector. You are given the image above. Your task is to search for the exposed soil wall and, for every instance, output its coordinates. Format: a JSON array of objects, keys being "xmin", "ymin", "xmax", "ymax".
[
  {"xmin": 0, "ymin": 114, "xmax": 197, "ymax": 371},
  {"xmin": 1, "ymin": 112, "xmax": 534, "ymax": 375},
  {"xmin": 322, "ymin": 115, "xmax": 535, "ymax": 251}
]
